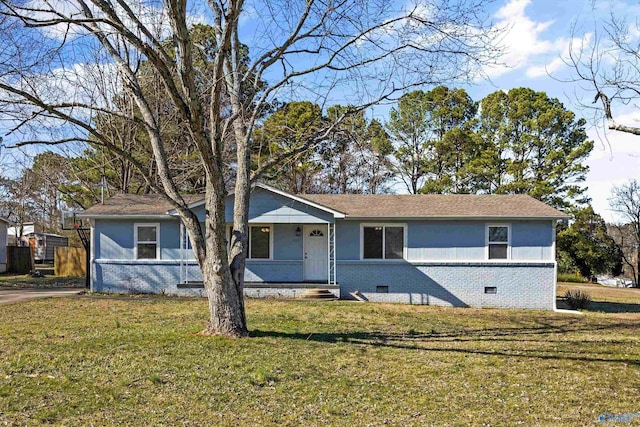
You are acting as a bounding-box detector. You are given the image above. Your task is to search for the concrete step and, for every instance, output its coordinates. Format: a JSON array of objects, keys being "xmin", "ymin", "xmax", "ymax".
[{"xmin": 298, "ymin": 289, "xmax": 338, "ymax": 300}]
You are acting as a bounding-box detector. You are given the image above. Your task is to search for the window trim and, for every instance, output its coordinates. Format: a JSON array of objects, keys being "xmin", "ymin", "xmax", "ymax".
[
  {"xmin": 227, "ymin": 223, "xmax": 274, "ymax": 260},
  {"xmin": 485, "ymin": 223, "xmax": 511, "ymax": 260},
  {"xmin": 134, "ymin": 222, "xmax": 160, "ymax": 260},
  {"xmin": 359, "ymin": 223, "xmax": 407, "ymax": 260}
]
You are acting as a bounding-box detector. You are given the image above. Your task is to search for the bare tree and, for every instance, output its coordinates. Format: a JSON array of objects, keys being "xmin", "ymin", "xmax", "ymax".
[
  {"xmin": 609, "ymin": 179, "xmax": 640, "ymax": 287},
  {"xmin": 566, "ymin": 9, "xmax": 640, "ymax": 135},
  {"xmin": 0, "ymin": 0, "xmax": 500, "ymax": 337}
]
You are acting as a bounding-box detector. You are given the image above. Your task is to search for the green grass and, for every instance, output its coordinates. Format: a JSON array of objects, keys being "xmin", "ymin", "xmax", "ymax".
[
  {"xmin": 557, "ymin": 272, "xmax": 589, "ymax": 283},
  {"xmin": 0, "ymin": 294, "xmax": 639, "ymax": 426},
  {"xmin": 0, "ymin": 274, "xmax": 84, "ymax": 289}
]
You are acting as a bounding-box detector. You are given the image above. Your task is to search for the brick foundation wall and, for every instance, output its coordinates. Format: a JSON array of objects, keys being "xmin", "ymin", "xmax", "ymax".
[{"xmin": 337, "ymin": 261, "xmax": 556, "ymax": 309}]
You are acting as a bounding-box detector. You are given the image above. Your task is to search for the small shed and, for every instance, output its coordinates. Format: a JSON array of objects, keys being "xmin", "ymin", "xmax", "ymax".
[{"xmin": 29, "ymin": 233, "xmax": 69, "ymax": 263}]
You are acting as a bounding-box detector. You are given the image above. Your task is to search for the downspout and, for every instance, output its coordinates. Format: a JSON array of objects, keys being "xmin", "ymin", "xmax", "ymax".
[
  {"xmin": 552, "ymin": 219, "xmax": 557, "ymax": 310},
  {"xmin": 89, "ymin": 219, "xmax": 95, "ymax": 291}
]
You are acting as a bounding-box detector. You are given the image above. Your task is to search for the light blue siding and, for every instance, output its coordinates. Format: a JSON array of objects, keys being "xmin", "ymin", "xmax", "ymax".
[
  {"xmin": 406, "ymin": 221, "xmax": 485, "ymax": 260},
  {"xmin": 511, "ymin": 221, "xmax": 553, "ymax": 260},
  {"xmin": 336, "ymin": 219, "xmax": 554, "ymax": 262},
  {"xmin": 245, "ymin": 260, "xmax": 303, "ymax": 282},
  {"xmin": 95, "ymin": 220, "xmax": 135, "ymax": 260},
  {"xmin": 95, "ymin": 219, "xmax": 181, "ymax": 261},
  {"xmin": 273, "ymin": 224, "xmax": 303, "ymax": 260},
  {"xmin": 160, "ymin": 220, "xmax": 181, "ymax": 260},
  {"xmin": 335, "ymin": 221, "xmax": 360, "ymax": 260},
  {"xmin": 225, "ymin": 188, "xmax": 334, "ymax": 223}
]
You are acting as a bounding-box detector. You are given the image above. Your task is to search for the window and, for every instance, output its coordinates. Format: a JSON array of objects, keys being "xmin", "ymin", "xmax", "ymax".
[
  {"xmin": 376, "ymin": 285, "xmax": 389, "ymax": 293},
  {"xmin": 484, "ymin": 286, "xmax": 497, "ymax": 294},
  {"xmin": 487, "ymin": 224, "xmax": 509, "ymax": 260},
  {"xmin": 135, "ymin": 223, "xmax": 159, "ymax": 259},
  {"xmin": 226, "ymin": 224, "xmax": 272, "ymax": 259},
  {"xmin": 362, "ymin": 225, "xmax": 405, "ymax": 259},
  {"xmin": 250, "ymin": 226, "xmax": 271, "ymax": 259}
]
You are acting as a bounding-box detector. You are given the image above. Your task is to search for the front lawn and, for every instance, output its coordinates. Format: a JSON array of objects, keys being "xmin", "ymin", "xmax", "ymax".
[{"xmin": 0, "ymin": 295, "xmax": 638, "ymax": 425}]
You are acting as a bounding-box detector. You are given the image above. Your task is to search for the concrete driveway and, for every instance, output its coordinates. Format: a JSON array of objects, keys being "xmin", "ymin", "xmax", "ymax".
[{"xmin": 0, "ymin": 288, "xmax": 82, "ymax": 305}]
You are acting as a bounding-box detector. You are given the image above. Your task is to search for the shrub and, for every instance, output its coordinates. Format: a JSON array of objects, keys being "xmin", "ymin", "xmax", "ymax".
[
  {"xmin": 564, "ymin": 289, "xmax": 591, "ymax": 310},
  {"xmin": 557, "ymin": 273, "xmax": 588, "ymax": 283}
]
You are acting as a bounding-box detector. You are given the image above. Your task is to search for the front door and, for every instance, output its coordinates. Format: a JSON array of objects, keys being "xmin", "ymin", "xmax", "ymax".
[{"xmin": 303, "ymin": 225, "xmax": 328, "ymax": 281}]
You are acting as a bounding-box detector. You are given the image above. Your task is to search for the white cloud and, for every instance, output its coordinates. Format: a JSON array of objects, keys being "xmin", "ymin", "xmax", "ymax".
[
  {"xmin": 484, "ymin": 0, "xmax": 556, "ymax": 77},
  {"xmin": 484, "ymin": 0, "xmax": 571, "ymax": 79}
]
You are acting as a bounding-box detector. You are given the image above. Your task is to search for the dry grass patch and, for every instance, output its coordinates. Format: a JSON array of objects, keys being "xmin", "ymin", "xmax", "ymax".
[
  {"xmin": 0, "ymin": 295, "xmax": 638, "ymax": 426},
  {"xmin": 0, "ymin": 274, "xmax": 84, "ymax": 289},
  {"xmin": 557, "ymin": 281, "xmax": 640, "ymax": 314}
]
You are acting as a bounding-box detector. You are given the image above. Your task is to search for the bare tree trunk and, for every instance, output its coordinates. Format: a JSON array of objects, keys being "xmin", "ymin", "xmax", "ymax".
[{"xmin": 200, "ymin": 176, "xmax": 247, "ymax": 337}]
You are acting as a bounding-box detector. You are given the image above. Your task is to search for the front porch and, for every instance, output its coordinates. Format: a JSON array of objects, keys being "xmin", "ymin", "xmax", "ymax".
[{"xmin": 178, "ymin": 222, "xmax": 338, "ymax": 287}]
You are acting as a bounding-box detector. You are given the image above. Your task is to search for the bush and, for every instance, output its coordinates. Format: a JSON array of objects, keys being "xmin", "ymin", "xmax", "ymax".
[
  {"xmin": 557, "ymin": 273, "xmax": 588, "ymax": 283},
  {"xmin": 564, "ymin": 289, "xmax": 591, "ymax": 310}
]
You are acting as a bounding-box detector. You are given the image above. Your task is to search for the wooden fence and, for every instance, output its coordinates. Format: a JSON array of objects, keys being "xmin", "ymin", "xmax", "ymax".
[
  {"xmin": 7, "ymin": 246, "xmax": 33, "ymax": 274},
  {"xmin": 54, "ymin": 247, "xmax": 87, "ymax": 277}
]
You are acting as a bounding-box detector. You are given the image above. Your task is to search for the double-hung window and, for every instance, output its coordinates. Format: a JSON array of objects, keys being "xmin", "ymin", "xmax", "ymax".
[
  {"xmin": 362, "ymin": 224, "xmax": 405, "ymax": 260},
  {"xmin": 487, "ymin": 224, "xmax": 510, "ymax": 260},
  {"xmin": 135, "ymin": 223, "xmax": 160, "ymax": 259}
]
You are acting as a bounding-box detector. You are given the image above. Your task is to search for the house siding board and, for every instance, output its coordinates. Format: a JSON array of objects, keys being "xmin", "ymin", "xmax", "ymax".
[
  {"xmin": 337, "ymin": 261, "xmax": 555, "ymax": 309},
  {"xmin": 273, "ymin": 224, "xmax": 303, "ymax": 260},
  {"xmin": 334, "ymin": 221, "xmax": 361, "ymax": 260},
  {"xmin": 96, "ymin": 219, "xmax": 181, "ymax": 260},
  {"xmin": 160, "ymin": 220, "xmax": 181, "ymax": 260},
  {"xmin": 406, "ymin": 221, "xmax": 485, "ymax": 261},
  {"xmin": 96, "ymin": 220, "xmax": 134, "ymax": 260},
  {"xmin": 337, "ymin": 220, "xmax": 553, "ymax": 262},
  {"xmin": 224, "ymin": 188, "xmax": 334, "ymax": 224},
  {"xmin": 245, "ymin": 260, "xmax": 303, "ymax": 282},
  {"xmin": 511, "ymin": 221, "xmax": 553, "ymax": 260}
]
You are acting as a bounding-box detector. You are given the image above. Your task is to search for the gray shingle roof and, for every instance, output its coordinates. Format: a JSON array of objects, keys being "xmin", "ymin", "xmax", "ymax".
[
  {"xmin": 299, "ymin": 193, "xmax": 568, "ymax": 219},
  {"xmin": 80, "ymin": 194, "xmax": 203, "ymax": 217},
  {"xmin": 80, "ymin": 190, "xmax": 568, "ymax": 219}
]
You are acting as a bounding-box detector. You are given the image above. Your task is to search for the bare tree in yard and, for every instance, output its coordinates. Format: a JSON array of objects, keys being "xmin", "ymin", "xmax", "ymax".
[
  {"xmin": 0, "ymin": 0, "xmax": 500, "ymax": 337},
  {"xmin": 567, "ymin": 9, "xmax": 640, "ymax": 135},
  {"xmin": 609, "ymin": 179, "xmax": 640, "ymax": 287}
]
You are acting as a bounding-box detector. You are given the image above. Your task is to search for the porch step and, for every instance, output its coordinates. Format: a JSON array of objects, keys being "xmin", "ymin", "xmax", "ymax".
[{"xmin": 298, "ymin": 289, "xmax": 338, "ymax": 300}]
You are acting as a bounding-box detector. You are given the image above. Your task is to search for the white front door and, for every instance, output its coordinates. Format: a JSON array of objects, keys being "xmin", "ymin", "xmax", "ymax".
[{"xmin": 303, "ymin": 225, "xmax": 328, "ymax": 281}]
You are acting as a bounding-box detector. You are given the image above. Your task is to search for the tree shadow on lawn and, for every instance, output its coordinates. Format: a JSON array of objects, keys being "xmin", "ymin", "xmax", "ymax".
[
  {"xmin": 251, "ymin": 319, "xmax": 640, "ymax": 366},
  {"xmin": 556, "ymin": 298, "xmax": 640, "ymax": 313},
  {"xmin": 587, "ymin": 301, "xmax": 640, "ymax": 313}
]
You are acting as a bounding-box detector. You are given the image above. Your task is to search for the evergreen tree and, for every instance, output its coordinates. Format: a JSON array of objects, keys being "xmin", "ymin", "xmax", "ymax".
[{"xmin": 476, "ymin": 88, "xmax": 593, "ymax": 209}]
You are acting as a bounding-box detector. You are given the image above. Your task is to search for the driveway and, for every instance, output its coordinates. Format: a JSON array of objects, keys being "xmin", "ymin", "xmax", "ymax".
[{"xmin": 0, "ymin": 288, "xmax": 82, "ymax": 305}]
